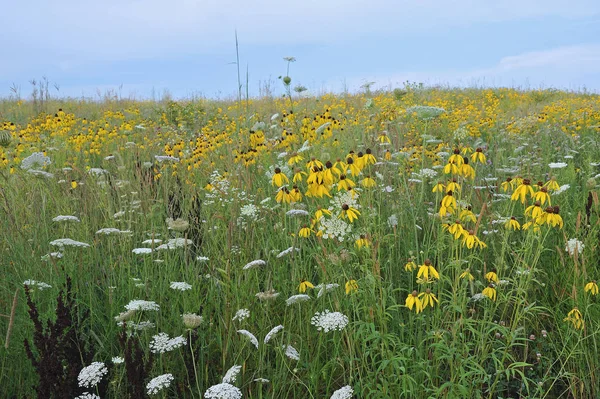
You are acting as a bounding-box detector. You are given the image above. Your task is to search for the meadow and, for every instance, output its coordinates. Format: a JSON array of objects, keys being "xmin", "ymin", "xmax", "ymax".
[{"xmin": 0, "ymin": 85, "xmax": 599, "ymax": 398}]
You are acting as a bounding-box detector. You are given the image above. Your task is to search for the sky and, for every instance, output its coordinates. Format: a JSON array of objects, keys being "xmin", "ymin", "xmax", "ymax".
[{"xmin": 2, "ymin": 0, "xmax": 600, "ymax": 99}]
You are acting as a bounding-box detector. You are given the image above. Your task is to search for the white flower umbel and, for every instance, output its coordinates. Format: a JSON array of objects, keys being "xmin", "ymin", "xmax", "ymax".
[
  {"xmin": 204, "ymin": 382, "xmax": 243, "ymax": 399},
  {"xmin": 75, "ymin": 393, "xmax": 100, "ymax": 399},
  {"xmin": 316, "ymin": 283, "xmax": 339, "ymax": 298},
  {"xmin": 286, "ymin": 209, "xmax": 310, "ymax": 217},
  {"xmin": 156, "ymin": 238, "xmax": 193, "ymax": 250},
  {"xmin": 21, "ymin": 152, "xmax": 51, "ymax": 170},
  {"xmin": 264, "ymin": 325, "xmax": 284, "ymax": 344},
  {"xmin": 49, "ymin": 238, "xmax": 90, "ymax": 248},
  {"xmin": 132, "ymin": 248, "xmax": 153, "ymax": 255},
  {"xmin": 243, "ymin": 259, "xmax": 266, "ymax": 270},
  {"xmin": 237, "ymin": 329, "xmax": 259, "ymax": 349},
  {"xmin": 565, "ymin": 238, "xmax": 584, "ymax": 256},
  {"xmin": 286, "ymin": 294, "xmax": 311, "ymax": 306},
  {"xmin": 170, "ymin": 281, "xmax": 192, "ymax": 291},
  {"xmin": 277, "ymin": 246, "xmax": 300, "ymax": 258},
  {"xmin": 124, "ymin": 299, "xmax": 160, "ymax": 311},
  {"xmin": 331, "ymin": 385, "xmax": 354, "ymax": 399},
  {"xmin": 548, "ymin": 162, "xmax": 568, "ymax": 169},
  {"xmin": 112, "ymin": 356, "xmax": 124, "ymax": 364},
  {"xmin": 150, "ymin": 333, "xmax": 187, "ymax": 354},
  {"xmin": 52, "ymin": 215, "xmax": 80, "ymax": 222},
  {"xmin": 387, "ymin": 214, "xmax": 398, "ymax": 228},
  {"xmin": 23, "ymin": 280, "xmax": 52, "ymax": 290},
  {"xmin": 311, "ymin": 310, "xmax": 349, "ymax": 333},
  {"xmin": 283, "ymin": 344, "xmax": 300, "ymax": 361},
  {"xmin": 155, "ymin": 155, "xmax": 180, "ymax": 163},
  {"xmin": 146, "ymin": 373, "xmax": 174, "ymax": 395},
  {"xmin": 232, "ymin": 308, "xmax": 250, "ymax": 322},
  {"xmin": 318, "ymin": 217, "xmax": 352, "ymax": 241},
  {"xmin": 222, "ymin": 365, "xmax": 242, "ymax": 384},
  {"xmin": 78, "ymin": 362, "xmax": 108, "ymax": 388}
]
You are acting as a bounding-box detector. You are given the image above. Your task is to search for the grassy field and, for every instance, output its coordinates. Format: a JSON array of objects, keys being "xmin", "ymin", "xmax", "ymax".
[{"xmin": 1, "ymin": 86, "xmax": 600, "ymax": 398}]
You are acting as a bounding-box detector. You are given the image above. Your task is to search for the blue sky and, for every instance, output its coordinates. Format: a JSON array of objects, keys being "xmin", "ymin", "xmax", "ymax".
[{"xmin": 2, "ymin": 0, "xmax": 600, "ymax": 99}]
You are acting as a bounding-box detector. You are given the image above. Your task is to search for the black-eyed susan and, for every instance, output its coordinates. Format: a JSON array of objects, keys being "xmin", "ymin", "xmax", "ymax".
[
  {"xmin": 314, "ymin": 207, "xmax": 332, "ymax": 221},
  {"xmin": 364, "ymin": 148, "xmax": 376, "ymax": 165},
  {"xmin": 290, "ymin": 186, "xmax": 303, "ymax": 202},
  {"xmin": 522, "ymin": 221, "xmax": 541, "ymax": 233},
  {"xmin": 360, "ymin": 176, "xmax": 376, "ymax": 188},
  {"xmin": 448, "ymin": 220, "xmax": 466, "ymax": 239},
  {"xmin": 298, "ymin": 279, "xmax": 314, "ymax": 293},
  {"xmin": 525, "ymin": 201, "xmax": 543, "ymax": 219},
  {"xmin": 485, "ymin": 270, "xmax": 499, "ymax": 283},
  {"xmin": 584, "ymin": 281, "xmax": 598, "ymax": 295},
  {"xmin": 501, "ymin": 177, "xmax": 513, "ymax": 192},
  {"xmin": 417, "ymin": 259, "xmax": 440, "ymax": 280},
  {"xmin": 272, "ymin": 167, "xmax": 289, "ymax": 187},
  {"xmin": 460, "ymin": 269, "xmax": 475, "ymax": 281},
  {"xmin": 459, "ymin": 206, "xmax": 477, "ymax": 223},
  {"xmin": 345, "ymin": 279, "xmax": 358, "ymax": 295},
  {"xmin": 337, "ymin": 174, "xmax": 355, "ymax": 191},
  {"xmin": 288, "ymin": 153, "xmax": 303, "ymax": 166},
  {"xmin": 533, "ymin": 186, "xmax": 551, "ymax": 206},
  {"xmin": 443, "ymin": 160, "xmax": 460, "ymax": 175},
  {"xmin": 70, "ymin": 180, "xmax": 78, "ymax": 189},
  {"xmin": 340, "ymin": 204, "xmax": 360, "ymax": 223},
  {"xmin": 355, "ymin": 234, "xmax": 370, "ymax": 249},
  {"xmin": 293, "ymin": 168, "xmax": 307, "ymax": 183},
  {"xmin": 446, "ymin": 178, "xmax": 461, "ymax": 193},
  {"xmin": 378, "ymin": 133, "xmax": 391, "ymax": 144},
  {"xmin": 345, "ymin": 157, "xmax": 361, "ymax": 176},
  {"xmin": 405, "ymin": 290, "xmax": 423, "ymax": 313},
  {"xmin": 298, "ymin": 226, "xmax": 312, "ymax": 238},
  {"xmin": 305, "ymin": 157, "xmax": 323, "ymax": 170},
  {"xmin": 460, "ymin": 157, "xmax": 475, "ymax": 179},
  {"xmin": 463, "ymin": 230, "xmax": 487, "ymax": 249},
  {"xmin": 482, "ymin": 284, "xmax": 497, "ymax": 301},
  {"xmin": 511, "ymin": 178, "xmax": 534, "ymax": 204},
  {"xmin": 432, "ymin": 181, "xmax": 445, "ymax": 193},
  {"xmin": 536, "ymin": 206, "xmax": 564, "ymax": 229},
  {"xmin": 449, "ymin": 148, "xmax": 464, "ymax": 167},
  {"xmin": 384, "ymin": 149, "xmax": 392, "ymax": 161},
  {"xmin": 404, "ymin": 258, "xmax": 417, "ymax": 272},
  {"xmin": 275, "ymin": 187, "xmax": 292, "ymax": 204},
  {"xmin": 545, "ymin": 176, "xmax": 560, "ymax": 192}
]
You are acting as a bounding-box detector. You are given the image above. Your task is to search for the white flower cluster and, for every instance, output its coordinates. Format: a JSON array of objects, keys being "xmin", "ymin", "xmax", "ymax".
[
  {"xmin": 311, "ymin": 310, "xmax": 349, "ymax": 333},
  {"xmin": 286, "ymin": 209, "xmax": 310, "ymax": 217},
  {"xmin": 125, "ymin": 299, "xmax": 160, "ymax": 311},
  {"xmin": 150, "ymin": 333, "xmax": 187, "ymax": 354},
  {"xmin": 548, "ymin": 162, "xmax": 568, "ymax": 169},
  {"xmin": 222, "ymin": 365, "xmax": 242, "ymax": 384},
  {"xmin": 283, "ymin": 344, "xmax": 300, "ymax": 361},
  {"xmin": 146, "ymin": 373, "xmax": 174, "ymax": 395},
  {"xmin": 52, "ymin": 215, "xmax": 80, "ymax": 222},
  {"xmin": 554, "ymin": 184, "xmax": 570, "ymax": 195},
  {"xmin": 21, "ymin": 152, "xmax": 51, "ymax": 170},
  {"xmin": 240, "ymin": 204, "xmax": 259, "ymax": 220},
  {"xmin": 75, "ymin": 393, "xmax": 100, "ymax": 399},
  {"xmin": 23, "ymin": 280, "xmax": 52, "ymax": 290},
  {"xmin": 318, "ymin": 217, "xmax": 352, "ymax": 241},
  {"xmin": 155, "ymin": 238, "xmax": 193, "ymax": 250},
  {"xmin": 414, "ymin": 168, "xmax": 438, "ymax": 179},
  {"xmin": 132, "ymin": 248, "xmax": 153, "ymax": 254},
  {"xmin": 286, "ymin": 294, "xmax": 311, "ymax": 306},
  {"xmin": 112, "ymin": 356, "xmax": 124, "ymax": 364},
  {"xmin": 329, "ymin": 191, "xmax": 359, "ymax": 212},
  {"xmin": 88, "ymin": 168, "xmax": 109, "ymax": 176},
  {"xmin": 49, "ymin": 238, "xmax": 90, "ymax": 248},
  {"xmin": 96, "ymin": 228, "xmax": 132, "ymax": 235},
  {"xmin": 232, "ymin": 308, "xmax": 250, "ymax": 322},
  {"xmin": 264, "ymin": 325, "xmax": 284, "ymax": 344},
  {"xmin": 78, "ymin": 362, "xmax": 108, "ymax": 388},
  {"xmin": 277, "ymin": 246, "xmax": 300, "ymax": 258},
  {"xmin": 155, "ymin": 155, "xmax": 180, "ymax": 163},
  {"xmin": 316, "ymin": 283, "xmax": 339, "ymax": 298},
  {"xmin": 387, "ymin": 214, "xmax": 398, "ymax": 228},
  {"xmin": 331, "ymin": 385, "xmax": 354, "ymax": 399},
  {"xmin": 243, "ymin": 259, "xmax": 266, "ymax": 270},
  {"xmin": 118, "ymin": 320, "xmax": 156, "ymax": 331},
  {"xmin": 565, "ymin": 238, "xmax": 584, "ymax": 256},
  {"xmin": 204, "ymin": 382, "xmax": 243, "ymax": 399},
  {"xmin": 405, "ymin": 105, "xmax": 446, "ymax": 120},
  {"xmin": 170, "ymin": 281, "xmax": 192, "ymax": 291},
  {"xmin": 237, "ymin": 329, "xmax": 259, "ymax": 348}
]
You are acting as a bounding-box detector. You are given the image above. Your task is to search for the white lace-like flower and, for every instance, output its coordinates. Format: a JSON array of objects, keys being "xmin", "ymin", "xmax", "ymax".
[
  {"xmin": 283, "ymin": 344, "xmax": 300, "ymax": 361},
  {"xmin": 204, "ymin": 382, "xmax": 243, "ymax": 399},
  {"xmin": 21, "ymin": 152, "xmax": 51, "ymax": 170},
  {"xmin": 52, "ymin": 215, "xmax": 80, "ymax": 222},
  {"xmin": 49, "ymin": 238, "xmax": 90, "ymax": 248},
  {"xmin": 318, "ymin": 217, "xmax": 352, "ymax": 241},
  {"xmin": 182, "ymin": 313, "xmax": 203, "ymax": 329},
  {"xmin": 277, "ymin": 246, "xmax": 300, "ymax": 258},
  {"xmin": 232, "ymin": 308, "xmax": 250, "ymax": 322},
  {"xmin": 243, "ymin": 259, "xmax": 266, "ymax": 270},
  {"xmin": 237, "ymin": 329, "xmax": 259, "ymax": 349},
  {"xmin": 387, "ymin": 214, "xmax": 398, "ymax": 228},
  {"xmin": 23, "ymin": 280, "xmax": 52, "ymax": 290},
  {"xmin": 331, "ymin": 385, "xmax": 354, "ymax": 399},
  {"xmin": 286, "ymin": 294, "xmax": 311, "ymax": 306},
  {"xmin": 156, "ymin": 238, "xmax": 193, "ymax": 250},
  {"xmin": 565, "ymin": 238, "xmax": 584, "ymax": 256},
  {"xmin": 311, "ymin": 310, "xmax": 349, "ymax": 333},
  {"xmin": 286, "ymin": 209, "xmax": 310, "ymax": 217},
  {"xmin": 549, "ymin": 162, "xmax": 567, "ymax": 169},
  {"xmin": 78, "ymin": 362, "xmax": 108, "ymax": 388},
  {"xmin": 255, "ymin": 289, "xmax": 280, "ymax": 301},
  {"xmin": 316, "ymin": 283, "xmax": 339, "ymax": 298},
  {"xmin": 146, "ymin": 373, "xmax": 174, "ymax": 395},
  {"xmin": 124, "ymin": 299, "xmax": 160, "ymax": 311},
  {"xmin": 150, "ymin": 332, "xmax": 187, "ymax": 353},
  {"xmin": 132, "ymin": 248, "xmax": 153, "ymax": 254},
  {"xmin": 112, "ymin": 356, "xmax": 124, "ymax": 364},
  {"xmin": 264, "ymin": 325, "xmax": 284, "ymax": 344},
  {"xmin": 75, "ymin": 393, "xmax": 100, "ymax": 399},
  {"xmin": 170, "ymin": 281, "xmax": 192, "ymax": 291},
  {"xmin": 155, "ymin": 155, "xmax": 180, "ymax": 163},
  {"xmin": 222, "ymin": 365, "xmax": 242, "ymax": 384}
]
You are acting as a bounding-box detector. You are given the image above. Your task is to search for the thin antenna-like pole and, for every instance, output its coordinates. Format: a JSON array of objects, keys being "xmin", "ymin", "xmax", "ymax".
[{"xmin": 235, "ymin": 30, "xmax": 242, "ymax": 104}]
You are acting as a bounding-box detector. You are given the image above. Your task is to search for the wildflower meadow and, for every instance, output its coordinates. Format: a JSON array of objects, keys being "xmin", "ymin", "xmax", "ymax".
[{"xmin": 1, "ymin": 84, "xmax": 600, "ymax": 398}]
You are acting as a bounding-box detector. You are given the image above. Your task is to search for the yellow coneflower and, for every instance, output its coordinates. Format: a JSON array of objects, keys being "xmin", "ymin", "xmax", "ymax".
[
  {"xmin": 404, "ymin": 258, "xmax": 417, "ymax": 272},
  {"xmin": 378, "ymin": 133, "xmax": 391, "ymax": 144},
  {"xmin": 298, "ymin": 226, "xmax": 312, "ymax": 238},
  {"xmin": 505, "ymin": 216, "xmax": 521, "ymax": 231},
  {"xmin": 417, "ymin": 259, "xmax": 440, "ymax": 280},
  {"xmin": 355, "ymin": 235, "xmax": 370, "ymax": 249},
  {"xmin": 482, "ymin": 285, "xmax": 497, "ymax": 301},
  {"xmin": 443, "ymin": 161, "xmax": 460, "ymax": 175},
  {"xmin": 364, "ymin": 148, "xmax": 376, "ymax": 165},
  {"xmin": 360, "ymin": 176, "xmax": 377, "ymax": 188},
  {"xmin": 522, "ymin": 221, "xmax": 541, "ymax": 233},
  {"xmin": 563, "ymin": 308, "xmax": 584, "ymax": 330},
  {"xmin": 525, "ymin": 201, "xmax": 543, "ymax": 219},
  {"xmin": 384, "ymin": 150, "xmax": 392, "ymax": 161},
  {"xmin": 545, "ymin": 176, "xmax": 560, "ymax": 192},
  {"xmin": 405, "ymin": 290, "xmax": 423, "ymax": 313},
  {"xmin": 70, "ymin": 180, "xmax": 78, "ymax": 189},
  {"xmin": 345, "ymin": 157, "xmax": 361, "ymax": 176},
  {"xmin": 460, "ymin": 157, "xmax": 476, "ymax": 179},
  {"xmin": 470, "ymin": 147, "xmax": 486, "ymax": 164},
  {"xmin": 463, "ymin": 230, "xmax": 487, "ymax": 249},
  {"xmin": 485, "ymin": 270, "xmax": 499, "ymax": 283},
  {"xmin": 337, "ymin": 174, "xmax": 355, "ymax": 191},
  {"xmin": 290, "ymin": 186, "xmax": 303, "ymax": 202},
  {"xmin": 275, "ymin": 187, "xmax": 292, "ymax": 204},
  {"xmin": 460, "ymin": 269, "xmax": 475, "ymax": 281},
  {"xmin": 584, "ymin": 281, "xmax": 599, "ymax": 295},
  {"xmin": 314, "ymin": 207, "xmax": 332, "ymax": 221},
  {"xmin": 501, "ymin": 177, "xmax": 513, "ymax": 192},
  {"xmin": 305, "ymin": 157, "xmax": 324, "ymax": 170},
  {"xmin": 293, "ymin": 169, "xmax": 307, "ymax": 183},
  {"xmin": 272, "ymin": 167, "xmax": 289, "ymax": 187},
  {"xmin": 448, "ymin": 220, "xmax": 466, "ymax": 239},
  {"xmin": 345, "ymin": 279, "xmax": 358, "ymax": 295},
  {"xmin": 298, "ymin": 279, "xmax": 314, "ymax": 293},
  {"xmin": 432, "ymin": 181, "xmax": 445, "ymax": 193},
  {"xmin": 536, "ymin": 206, "xmax": 564, "ymax": 229},
  {"xmin": 340, "ymin": 204, "xmax": 360, "ymax": 223},
  {"xmin": 449, "ymin": 149, "xmax": 464, "ymax": 167},
  {"xmin": 459, "ymin": 206, "xmax": 477, "ymax": 223},
  {"xmin": 511, "ymin": 178, "xmax": 534, "ymax": 204},
  {"xmin": 533, "ymin": 187, "xmax": 551, "ymax": 206},
  {"xmin": 287, "ymin": 153, "xmax": 303, "ymax": 166},
  {"xmin": 418, "ymin": 289, "xmax": 439, "ymax": 310},
  {"xmin": 446, "ymin": 179, "xmax": 461, "ymax": 193}
]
